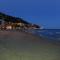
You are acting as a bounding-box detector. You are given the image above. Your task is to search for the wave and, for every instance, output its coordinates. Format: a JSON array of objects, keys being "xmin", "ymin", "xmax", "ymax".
[{"xmin": 27, "ymin": 29, "xmax": 60, "ymax": 41}]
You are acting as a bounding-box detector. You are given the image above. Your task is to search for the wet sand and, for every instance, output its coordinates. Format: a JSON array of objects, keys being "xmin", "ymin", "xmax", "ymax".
[{"xmin": 0, "ymin": 30, "xmax": 60, "ymax": 60}]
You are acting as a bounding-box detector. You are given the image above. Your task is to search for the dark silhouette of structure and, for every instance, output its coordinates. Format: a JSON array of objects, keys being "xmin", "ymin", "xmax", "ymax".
[{"xmin": 0, "ymin": 12, "xmax": 40, "ymax": 30}]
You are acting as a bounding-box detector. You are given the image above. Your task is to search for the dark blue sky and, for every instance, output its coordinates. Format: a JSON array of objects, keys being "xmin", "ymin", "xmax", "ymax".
[{"xmin": 0, "ymin": 0, "xmax": 59, "ymax": 29}]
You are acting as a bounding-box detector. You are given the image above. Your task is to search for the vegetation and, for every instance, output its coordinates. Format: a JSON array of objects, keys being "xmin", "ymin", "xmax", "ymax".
[{"xmin": 0, "ymin": 12, "xmax": 40, "ymax": 30}]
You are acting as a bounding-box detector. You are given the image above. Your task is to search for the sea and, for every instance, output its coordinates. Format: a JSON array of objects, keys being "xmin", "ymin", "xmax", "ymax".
[
  {"xmin": 0, "ymin": 29, "xmax": 60, "ymax": 41},
  {"xmin": 26, "ymin": 29, "xmax": 60, "ymax": 41}
]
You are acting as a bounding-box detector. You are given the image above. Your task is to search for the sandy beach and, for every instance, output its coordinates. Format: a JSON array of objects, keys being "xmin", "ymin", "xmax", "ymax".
[{"xmin": 0, "ymin": 30, "xmax": 60, "ymax": 60}]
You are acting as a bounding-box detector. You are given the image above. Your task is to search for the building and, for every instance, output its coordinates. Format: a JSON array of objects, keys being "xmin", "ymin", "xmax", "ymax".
[{"xmin": 0, "ymin": 12, "xmax": 40, "ymax": 30}]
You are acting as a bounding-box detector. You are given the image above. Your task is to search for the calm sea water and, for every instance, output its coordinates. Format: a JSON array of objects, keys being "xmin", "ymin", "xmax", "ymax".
[{"xmin": 27, "ymin": 29, "xmax": 60, "ymax": 41}]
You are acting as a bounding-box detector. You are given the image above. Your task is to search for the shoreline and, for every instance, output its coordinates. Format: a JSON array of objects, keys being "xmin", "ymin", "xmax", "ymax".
[
  {"xmin": 0, "ymin": 30, "xmax": 60, "ymax": 46},
  {"xmin": 0, "ymin": 30, "xmax": 60, "ymax": 60}
]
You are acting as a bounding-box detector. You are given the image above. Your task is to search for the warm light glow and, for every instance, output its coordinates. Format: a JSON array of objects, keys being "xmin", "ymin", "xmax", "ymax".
[{"xmin": 6, "ymin": 26, "xmax": 12, "ymax": 29}]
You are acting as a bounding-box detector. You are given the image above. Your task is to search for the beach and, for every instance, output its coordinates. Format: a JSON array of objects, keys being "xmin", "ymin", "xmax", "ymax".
[{"xmin": 0, "ymin": 30, "xmax": 60, "ymax": 60}]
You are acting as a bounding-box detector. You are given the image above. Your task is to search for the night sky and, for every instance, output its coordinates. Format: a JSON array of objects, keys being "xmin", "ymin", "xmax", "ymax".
[{"xmin": 0, "ymin": 0, "xmax": 59, "ymax": 29}]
